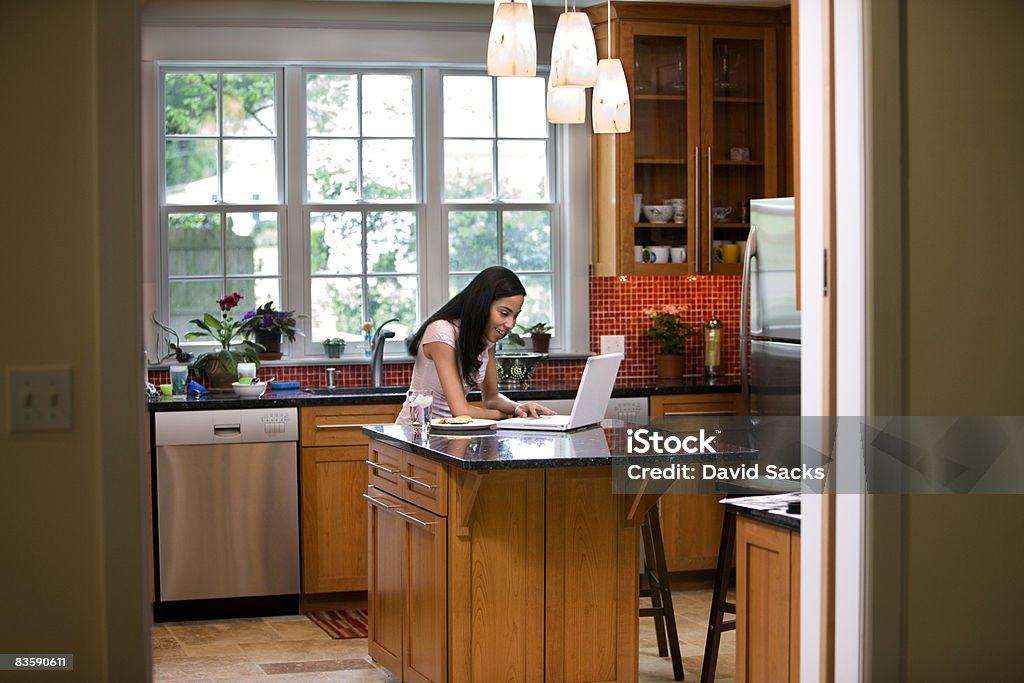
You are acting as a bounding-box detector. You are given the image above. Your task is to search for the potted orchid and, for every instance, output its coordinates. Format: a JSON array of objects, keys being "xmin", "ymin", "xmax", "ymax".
[
  {"xmin": 185, "ymin": 292, "xmax": 262, "ymax": 391},
  {"xmin": 644, "ymin": 304, "xmax": 697, "ymax": 378}
]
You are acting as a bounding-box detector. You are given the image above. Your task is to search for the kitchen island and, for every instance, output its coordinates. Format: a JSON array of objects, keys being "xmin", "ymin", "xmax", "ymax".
[{"xmin": 362, "ymin": 424, "xmax": 753, "ymax": 683}]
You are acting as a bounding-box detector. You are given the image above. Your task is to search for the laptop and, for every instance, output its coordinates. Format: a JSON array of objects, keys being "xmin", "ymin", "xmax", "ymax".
[{"xmin": 496, "ymin": 352, "xmax": 623, "ymax": 432}]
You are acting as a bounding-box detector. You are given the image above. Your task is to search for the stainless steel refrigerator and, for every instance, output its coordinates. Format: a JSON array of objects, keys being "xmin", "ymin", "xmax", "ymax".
[{"xmin": 741, "ymin": 197, "xmax": 800, "ymax": 428}]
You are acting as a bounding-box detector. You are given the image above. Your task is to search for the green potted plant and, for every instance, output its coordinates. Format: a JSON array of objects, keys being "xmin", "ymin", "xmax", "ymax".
[
  {"xmin": 322, "ymin": 337, "xmax": 346, "ymax": 358},
  {"xmin": 243, "ymin": 301, "xmax": 305, "ymax": 360},
  {"xmin": 508, "ymin": 321, "xmax": 554, "ymax": 354},
  {"xmin": 644, "ymin": 304, "xmax": 697, "ymax": 379},
  {"xmin": 185, "ymin": 292, "xmax": 262, "ymax": 392}
]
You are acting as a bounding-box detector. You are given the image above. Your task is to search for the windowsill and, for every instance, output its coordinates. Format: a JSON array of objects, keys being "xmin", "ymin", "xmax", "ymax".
[{"xmin": 147, "ymin": 351, "xmax": 592, "ymax": 370}]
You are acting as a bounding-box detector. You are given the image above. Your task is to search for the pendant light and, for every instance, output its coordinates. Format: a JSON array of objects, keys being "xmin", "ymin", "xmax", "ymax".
[
  {"xmin": 547, "ymin": 78, "xmax": 586, "ymax": 124},
  {"xmin": 592, "ymin": 0, "xmax": 630, "ymax": 133},
  {"xmin": 487, "ymin": 0, "xmax": 537, "ymax": 77},
  {"xmin": 550, "ymin": 1, "xmax": 597, "ymax": 88}
]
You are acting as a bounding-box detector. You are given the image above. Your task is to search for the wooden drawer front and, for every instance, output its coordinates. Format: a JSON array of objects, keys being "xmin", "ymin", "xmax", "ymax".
[
  {"xmin": 366, "ymin": 441, "xmax": 405, "ymax": 500},
  {"xmin": 301, "ymin": 405, "xmax": 399, "ymax": 448},
  {"xmin": 650, "ymin": 393, "xmax": 741, "ymax": 417},
  {"xmin": 401, "ymin": 451, "xmax": 447, "ymax": 517}
]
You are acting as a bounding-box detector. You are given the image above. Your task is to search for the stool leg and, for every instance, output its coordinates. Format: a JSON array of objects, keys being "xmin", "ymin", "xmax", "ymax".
[
  {"xmin": 648, "ymin": 506, "xmax": 685, "ymax": 681},
  {"xmin": 701, "ymin": 509, "xmax": 736, "ymax": 683},
  {"xmin": 641, "ymin": 515, "xmax": 670, "ymax": 657}
]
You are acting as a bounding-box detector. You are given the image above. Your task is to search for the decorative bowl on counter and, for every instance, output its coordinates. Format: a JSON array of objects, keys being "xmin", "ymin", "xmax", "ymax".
[
  {"xmin": 231, "ymin": 381, "xmax": 268, "ymax": 397},
  {"xmin": 495, "ymin": 352, "xmax": 545, "ymax": 389}
]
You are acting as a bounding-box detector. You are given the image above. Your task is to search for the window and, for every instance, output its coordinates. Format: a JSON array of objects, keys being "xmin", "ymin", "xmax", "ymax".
[
  {"xmin": 443, "ymin": 74, "xmax": 555, "ymax": 330},
  {"xmin": 157, "ymin": 65, "xmax": 560, "ymax": 355},
  {"xmin": 305, "ymin": 70, "xmax": 421, "ymax": 343},
  {"xmin": 162, "ymin": 69, "xmax": 283, "ymax": 332}
]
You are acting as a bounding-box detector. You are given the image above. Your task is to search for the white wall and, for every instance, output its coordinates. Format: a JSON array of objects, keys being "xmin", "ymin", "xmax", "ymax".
[{"xmin": 0, "ymin": 0, "xmax": 149, "ymax": 680}]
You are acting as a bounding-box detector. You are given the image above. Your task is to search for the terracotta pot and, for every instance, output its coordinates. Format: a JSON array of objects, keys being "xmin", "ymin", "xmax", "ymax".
[
  {"xmin": 530, "ymin": 333, "xmax": 551, "ymax": 354},
  {"xmin": 203, "ymin": 358, "xmax": 236, "ymax": 394},
  {"xmin": 654, "ymin": 353, "xmax": 684, "ymax": 379}
]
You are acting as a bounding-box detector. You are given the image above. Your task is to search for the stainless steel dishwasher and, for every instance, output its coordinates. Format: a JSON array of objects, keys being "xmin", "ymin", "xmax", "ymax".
[{"xmin": 153, "ymin": 408, "xmax": 299, "ymax": 621}]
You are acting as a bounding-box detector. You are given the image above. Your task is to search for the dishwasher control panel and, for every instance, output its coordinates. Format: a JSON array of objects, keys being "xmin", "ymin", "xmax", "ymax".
[{"xmin": 155, "ymin": 408, "xmax": 298, "ymax": 446}]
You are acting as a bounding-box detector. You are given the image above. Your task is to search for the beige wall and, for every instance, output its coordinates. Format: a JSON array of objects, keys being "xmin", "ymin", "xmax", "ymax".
[
  {"xmin": 0, "ymin": 0, "xmax": 148, "ymax": 680},
  {"xmin": 870, "ymin": 0, "xmax": 1024, "ymax": 680}
]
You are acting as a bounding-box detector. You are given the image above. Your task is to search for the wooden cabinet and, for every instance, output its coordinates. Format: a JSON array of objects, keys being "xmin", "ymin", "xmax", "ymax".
[
  {"xmin": 650, "ymin": 393, "xmax": 741, "ymax": 571},
  {"xmin": 735, "ymin": 516, "xmax": 799, "ymax": 683},
  {"xmin": 366, "ymin": 443, "xmax": 449, "ymax": 683},
  {"xmin": 300, "ymin": 404, "xmax": 400, "ymax": 594},
  {"xmin": 366, "ymin": 438, "xmax": 639, "ymax": 682},
  {"xmin": 588, "ymin": 3, "xmax": 789, "ymax": 276}
]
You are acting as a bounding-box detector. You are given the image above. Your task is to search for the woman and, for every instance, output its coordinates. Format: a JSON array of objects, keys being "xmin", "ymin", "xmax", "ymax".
[{"xmin": 397, "ymin": 266, "xmax": 555, "ymax": 424}]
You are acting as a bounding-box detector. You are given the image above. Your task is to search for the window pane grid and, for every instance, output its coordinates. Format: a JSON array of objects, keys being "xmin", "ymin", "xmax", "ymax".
[{"xmin": 159, "ymin": 64, "xmax": 560, "ymax": 357}]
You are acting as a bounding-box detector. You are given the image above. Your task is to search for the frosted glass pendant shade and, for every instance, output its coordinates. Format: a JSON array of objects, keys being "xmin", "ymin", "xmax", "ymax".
[
  {"xmin": 487, "ymin": 1, "xmax": 537, "ymax": 77},
  {"xmin": 550, "ymin": 12, "xmax": 597, "ymax": 88},
  {"xmin": 592, "ymin": 58, "xmax": 630, "ymax": 133},
  {"xmin": 547, "ymin": 80, "xmax": 586, "ymax": 124},
  {"xmin": 493, "ymin": 0, "xmax": 532, "ymax": 16}
]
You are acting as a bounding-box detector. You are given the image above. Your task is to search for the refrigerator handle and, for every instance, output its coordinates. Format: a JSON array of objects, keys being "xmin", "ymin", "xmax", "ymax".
[{"xmin": 740, "ymin": 223, "xmax": 758, "ymax": 415}]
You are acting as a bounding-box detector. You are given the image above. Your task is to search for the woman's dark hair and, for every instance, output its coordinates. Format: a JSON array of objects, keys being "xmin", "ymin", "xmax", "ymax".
[{"xmin": 408, "ymin": 266, "xmax": 526, "ymax": 387}]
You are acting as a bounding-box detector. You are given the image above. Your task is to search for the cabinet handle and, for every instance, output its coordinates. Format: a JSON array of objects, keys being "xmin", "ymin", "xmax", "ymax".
[
  {"xmin": 663, "ymin": 410, "xmax": 734, "ymax": 416},
  {"xmin": 362, "ymin": 492, "xmax": 394, "ymax": 510},
  {"xmin": 365, "ymin": 459, "xmax": 398, "ymax": 475},
  {"xmin": 315, "ymin": 423, "xmax": 368, "ymax": 430},
  {"xmin": 693, "ymin": 145, "xmax": 700, "ymax": 271},
  {"xmin": 707, "ymin": 145, "xmax": 714, "ymax": 271},
  {"xmin": 396, "ymin": 510, "xmax": 440, "ymax": 527},
  {"xmin": 400, "ymin": 473, "xmax": 438, "ymax": 490}
]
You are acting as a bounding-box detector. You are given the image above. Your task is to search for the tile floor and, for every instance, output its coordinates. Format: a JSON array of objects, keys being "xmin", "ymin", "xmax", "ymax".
[{"xmin": 152, "ymin": 588, "xmax": 735, "ymax": 682}]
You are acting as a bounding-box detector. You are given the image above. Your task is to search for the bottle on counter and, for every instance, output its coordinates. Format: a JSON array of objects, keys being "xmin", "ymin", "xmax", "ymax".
[{"xmin": 703, "ymin": 318, "xmax": 722, "ymax": 376}]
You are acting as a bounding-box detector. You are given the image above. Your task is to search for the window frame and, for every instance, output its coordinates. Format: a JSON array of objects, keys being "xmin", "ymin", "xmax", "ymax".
[{"xmin": 152, "ymin": 60, "xmax": 583, "ymax": 361}]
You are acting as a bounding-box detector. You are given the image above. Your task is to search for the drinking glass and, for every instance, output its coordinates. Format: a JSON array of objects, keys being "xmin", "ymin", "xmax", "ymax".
[
  {"xmin": 406, "ymin": 390, "xmax": 434, "ymax": 432},
  {"xmin": 169, "ymin": 365, "xmax": 188, "ymax": 400}
]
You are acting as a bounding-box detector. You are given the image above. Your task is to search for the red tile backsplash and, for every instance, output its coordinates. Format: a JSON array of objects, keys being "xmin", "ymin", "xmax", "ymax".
[{"xmin": 148, "ymin": 274, "xmax": 740, "ymax": 388}]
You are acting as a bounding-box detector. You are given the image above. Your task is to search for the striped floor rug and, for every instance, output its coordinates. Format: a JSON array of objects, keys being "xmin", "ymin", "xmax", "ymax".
[{"xmin": 305, "ymin": 608, "xmax": 369, "ymax": 639}]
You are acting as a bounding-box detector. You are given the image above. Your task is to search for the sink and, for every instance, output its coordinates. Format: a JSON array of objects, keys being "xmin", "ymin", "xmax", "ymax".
[{"xmin": 304, "ymin": 386, "xmax": 408, "ymax": 396}]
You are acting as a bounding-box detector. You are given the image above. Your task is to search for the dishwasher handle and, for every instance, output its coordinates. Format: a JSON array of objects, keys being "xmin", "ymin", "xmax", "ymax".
[{"xmin": 213, "ymin": 424, "xmax": 242, "ymax": 438}]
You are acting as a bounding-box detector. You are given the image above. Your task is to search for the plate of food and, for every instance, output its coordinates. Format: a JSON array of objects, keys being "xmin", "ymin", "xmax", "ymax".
[{"xmin": 430, "ymin": 416, "xmax": 498, "ymax": 431}]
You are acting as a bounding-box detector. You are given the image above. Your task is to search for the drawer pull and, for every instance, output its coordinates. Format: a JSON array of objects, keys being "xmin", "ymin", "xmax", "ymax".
[
  {"xmin": 365, "ymin": 459, "xmax": 398, "ymax": 475},
  {"xmin": 315, "ymin": 423, "xmax": 368, "ymax": 430},
  {"xmin": 663, "ymin": 410, "xmax": 734, "ymax": 416},
  {"xmin": 396, "ymin": 510, "xmax": 439, "ymax": 527},
  {"xmin": 400, "ymin": 474, "xmax": 438, "ymax": 490},
  {"xmin": 362, "ymin": 493, "xmax": 394, "ymax": 510}
]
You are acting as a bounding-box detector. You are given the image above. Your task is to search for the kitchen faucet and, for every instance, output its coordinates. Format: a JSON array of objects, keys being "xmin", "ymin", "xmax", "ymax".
[{"xmin": 370, "ymin": 318, "xmax": 399, "ymax": 387}]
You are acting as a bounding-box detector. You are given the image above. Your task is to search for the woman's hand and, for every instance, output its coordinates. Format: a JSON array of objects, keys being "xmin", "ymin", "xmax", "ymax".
[{"xmin": 511, "ymin": 401, "xmax": 557, "ymax": 418}]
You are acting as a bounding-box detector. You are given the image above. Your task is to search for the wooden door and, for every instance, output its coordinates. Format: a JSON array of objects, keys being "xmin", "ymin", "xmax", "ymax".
[
  {"xmin": 699, "ymin": 24, "xmax": 778, "ymax": 274},
  {"xmin": 650, "ymin": 393, "xmax": 741, "ymax": 571},
  {"xmin": 736, "ymin": 517, "xmax": 793, "ymax": 683},
  {"xmin": 403, "ymin": 506, "xmax": 447, "ymax": 683},
  {"xmin": 300, "ymin": 446, "xmax": 369, "ymax": 592},
  {"xmin": 366, "ymin": 488, "xmax": 405, "ymax": 677}
]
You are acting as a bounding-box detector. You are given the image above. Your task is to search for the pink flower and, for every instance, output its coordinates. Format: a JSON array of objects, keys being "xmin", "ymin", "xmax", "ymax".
[{"xmin": 217, "ymin": 292, "xmax": 243, "ymax": 311}]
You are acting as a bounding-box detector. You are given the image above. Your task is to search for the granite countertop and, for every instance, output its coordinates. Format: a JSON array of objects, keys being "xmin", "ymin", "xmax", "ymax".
[
  {"xmin": 722, "ymin": 493, "xmax": 801, "ymax": 532},
  {"xmin": 363, "ymin": 423, "xmax": 756, "ymax": 472},
  {"xmin": 147, "ymin": 375, "xmax": 740, "ymax": 412}
]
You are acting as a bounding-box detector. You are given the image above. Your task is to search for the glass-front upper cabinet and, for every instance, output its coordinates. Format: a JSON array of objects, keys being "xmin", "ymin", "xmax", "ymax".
[
  {"xmin": 589, "ymin": 3, "xmax": 787, "ymax": 277},
  {"xmin": 700, "ymin": 26, "xmax": 777, "ymax": 274},
  {"xmin": 627, "ymin": 24, "xmax": 700, "ymax": 274}
]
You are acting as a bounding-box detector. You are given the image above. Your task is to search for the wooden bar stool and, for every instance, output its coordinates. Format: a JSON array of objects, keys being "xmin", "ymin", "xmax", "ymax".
[
  {"xmin": 640, "ymin": 505, "xmax": 684, "ymax": 681},
  {"xmin": 700, "ymin": 507, "xmax": 737, "ymax": 683}
]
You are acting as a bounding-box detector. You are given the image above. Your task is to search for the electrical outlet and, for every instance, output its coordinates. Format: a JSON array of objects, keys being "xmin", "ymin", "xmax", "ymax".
[
  {"xmin": 8, "ymin": 366, "xmax": 73, "ymax": 432},
  {"xmin": 600, "ymin": 335, "xmax": 625, "ymax": 357}
]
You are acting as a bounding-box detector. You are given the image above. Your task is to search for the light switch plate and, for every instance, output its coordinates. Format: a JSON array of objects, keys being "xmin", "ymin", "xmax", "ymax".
[
  {"xmin": 600, "ymin": 335, "xmax": 625, "ymax": 357},
  {"xmin": 8, "ymin": 366, "xmax": 73, "ymax": 432}
]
